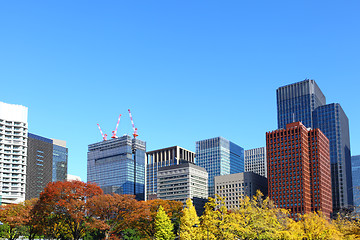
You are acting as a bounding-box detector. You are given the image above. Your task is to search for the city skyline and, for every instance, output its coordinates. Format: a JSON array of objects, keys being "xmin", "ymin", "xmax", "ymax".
[{"xmin": 1, "ymin": 1, "xmax": 359, "ymax": 181}]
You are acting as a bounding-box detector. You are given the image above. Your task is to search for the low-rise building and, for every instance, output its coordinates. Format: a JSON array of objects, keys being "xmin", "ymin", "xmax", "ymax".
[{"xmin": 215, "ymin": 172, "xmax": 268, "ymax": 209}]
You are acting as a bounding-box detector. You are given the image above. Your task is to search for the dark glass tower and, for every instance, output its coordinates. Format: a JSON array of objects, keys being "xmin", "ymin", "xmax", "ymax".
[
  {"xmin": 352, "ymin": 155, "xmax": 360, "ymax": 210},
  {"xmin": 277, "ymin": 79, "xmax": 326, "ymax": 129},
  {"xmin": 26, "ymin": 133, "xmax": 53, "ymax": 200},
  {"xmin": 313, "ymin": 103, "xmax": 353, "ymax": 211},
  {"xmin": 196, "ymin": 136, "xmax": 244, "ymax": 197},
  {"xmin": 277, "ymin": 80, "xmax": 353, "ymax": 213}
]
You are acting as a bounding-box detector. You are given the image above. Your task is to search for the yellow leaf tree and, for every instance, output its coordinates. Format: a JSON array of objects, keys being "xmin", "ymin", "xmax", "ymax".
[{"xmin": 180, "ymin": 199, "xmax": 201, "ymax": 240}]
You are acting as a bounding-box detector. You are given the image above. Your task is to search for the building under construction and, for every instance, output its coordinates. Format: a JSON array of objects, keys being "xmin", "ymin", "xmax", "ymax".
[{"xmin": 87, "ymin": 110, "xmax": 146, "ymax": 200}]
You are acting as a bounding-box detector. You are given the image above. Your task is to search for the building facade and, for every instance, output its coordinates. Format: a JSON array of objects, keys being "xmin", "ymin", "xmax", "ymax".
[
  {"xmin": 277, "ymin": 79, "xmax": 353, "ymax": 212},
  {"xmin": 87, "ymin": 135, "xmax": 146, "ymax": 200},
  {"xmin": 0, "ymin": 102, "xmax": 28, "ymax": 204},
  {"xmin": 313, "ymin": 103, "xmax": 353, "ymax": 211},
  {"xmin": 277, "ymin": 79, "xmax": 326, "ymax": 129},
  {"xmin": 245, "ymin": 147, "xmax": 267, "ymax": 177},
  {"xmin": 26, "ymin": 133, "xmax": 53, "ymax": 200},
  {"xmin": 157, "ymin": 162, "xmax": 208, "ymax": 214},
  {"xmin": 146, "ymin": 146, "xmax": 195, "ymax": 200},
  {"xmin": 352, "ymin": 155, "xmax": 360, "ymax": 210},
  {"xmin": 196, "ymin": 137, "xmax": 244, "ymax": 197},
  {"xmin": 52, "ymin": 139, "xmax": 68, "ymax": 182},
  {"xmin": 215, "ymin": 172, "xmax": 267, "ymax": 209},
  {"xmin": 266, "ymin": 122, "xmax": 332, "ymax": 219}
]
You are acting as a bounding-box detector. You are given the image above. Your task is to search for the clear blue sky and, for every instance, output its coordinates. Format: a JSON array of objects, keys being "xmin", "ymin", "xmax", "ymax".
[{"xmin": 1, "ymin": 1, "xmax": 359, "ymax": 181}]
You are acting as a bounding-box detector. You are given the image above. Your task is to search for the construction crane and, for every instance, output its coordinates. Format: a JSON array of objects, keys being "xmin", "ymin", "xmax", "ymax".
[
  {"xmin": 97, "ymin": 123, "xmax": 107, "ymax": 141},
  {"xmin": 128, "ymin": 109, "xmax": 138, "ymax": 139},
  {"xmin": 111, "ymin": 114, "xmax": 121, "ymax": 139}
]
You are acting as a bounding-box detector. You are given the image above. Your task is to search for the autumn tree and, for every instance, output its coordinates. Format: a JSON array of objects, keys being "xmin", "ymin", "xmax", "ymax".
[
  {"xmin": 0, "ymin": 203, "xmax": 26, "ymax": 240},
  {"xmin": 87, "ymin": 194, "xmax": 142, "ymax": 239},
  {"xmin": 132, "ymin": 199, "xmax": 182, "ymax": 238},
  {"xmin": 154, "ymin": 205, "xmax": 175, "ymax": 240},
  {"xmin": 180, "ymin": 199, "xmax": 202, "ymax": 240},
  {"xmin": 33, "ymin": 180, "xmax": 103, "ymax": 240},
  {"xmin": 299, "ymin": 212, "xmax": 343, "ymax": 240}
]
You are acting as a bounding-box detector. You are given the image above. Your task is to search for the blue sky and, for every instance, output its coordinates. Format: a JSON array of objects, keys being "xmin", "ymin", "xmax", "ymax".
[{"xmin": 1, "ymin": 1, "xmax": 359, "ymax": 181}]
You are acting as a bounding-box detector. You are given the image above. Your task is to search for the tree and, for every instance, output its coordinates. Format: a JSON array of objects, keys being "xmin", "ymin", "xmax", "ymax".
[
  {"xmin": 180, "ymin": 199, "xmax": 201, "ymax": 239},
  {"xmin": 33, "ymin": 180, "xmax": 103, "ymax": 240},
  {"xmin": 299, "ymin": 212, "xmax": 343, "ymax": 240},
  {"xmin": 132, "ymin": 199, "xmax": 183, "ymax": 238},
  {"xmin": 0, "ymin": 203, "xmax": 26, "ymax": 240},
  {"xmin": 87, "ymin": 194, "xmax": 142, "ymax": 239},
  {"xmin": 154, "ymin": 205, "xmax": 175, "ymax": 240}
]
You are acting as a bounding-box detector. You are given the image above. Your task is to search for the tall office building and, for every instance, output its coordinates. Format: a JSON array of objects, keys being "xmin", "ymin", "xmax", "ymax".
[
  {"xmin": 26, "ymin": 134, "xmax": 68, "ymax": 200},
  {"xmin": 352, "ymin": 155, "xmax": 360, "ymax": 209},
  {"xmin": 87, "ymin": 135, "xmax": 146, "ymax": 200},
  {"xmin": 277, "ymin": 79, "xmax": 353, "ymax": 212},
  {"xmin": 157, "ymin": 162, "xmax": 208, "ymax": 214},
  {"xmin": 26, "ymin": 133, "xmax": 53, "ymax": 200},
  {"xmin": 196, "ymin": 137, "xmax": 244, "ymax": 197},
  {"xmin": 215, "ymin": 172, "xmax": 268, "ymax": 209},
  {"xmin": 313, "ymin": 103, "xmax": 353, "ymax": 211},
  {"xmin": 277, "ymin": 79, "xmax": 326, "ymax": 129},
  {"xmin": 245, "ymin": 147, "xmax": 267, "ymax": 177},
  {"xmin": 267, "ymin": 122, "xmax": 332, "ymax": 219},
  {"xmin": 0, "ymin": 102, "xmax": 28, "ymax": 204},
  {"xmin": 146, "ymin": 146, "xmax": 195, "ymax": 200}
]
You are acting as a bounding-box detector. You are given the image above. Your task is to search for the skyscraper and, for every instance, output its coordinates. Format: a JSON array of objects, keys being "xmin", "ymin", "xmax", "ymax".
[
  {"xmin": 352, "ymin": 155, "xmax": 360, "ymax": 209},
  {"xmin": 146, "ymin": 146, "xmax": 195, "ymax": 200},
  {"xmin": 277, "ymin": 79, "xmax": 353, "ymax": 212},
  {"xmin": 87, "ymin": 135, "xmax": 146, "ymax": 200},
  {"xmin": 0, "ymin": 102, "xmax": 28, "ymax": 204},
  {"xmin": 266, "ymin": 122, "xmax": 332, "ymax": 219},
  {"xmin": 245, "ymin": 147, "xmax": 267, "ymax": 177},
  {"xmin": 277, "ymin": 79, "xmax": 326, "ymax": 129},
  {"xmin": 196, "ymin": 136, "xmax": 244, "ymax": 197},
  {"xmin": 313, "ymin": 103, "xmax": 353, "ymax": 211}
]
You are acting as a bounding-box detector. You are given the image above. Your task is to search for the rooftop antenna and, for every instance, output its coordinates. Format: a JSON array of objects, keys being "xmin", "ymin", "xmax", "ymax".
[
  {"xmin": 111, "ymin": 114, "xmax": 122, "ymax": 139},
  {"xmin": 128, "ymin": 109, "xmax": 138, "ymax": 139},
  {"xmin": 97, "ymin": 123, "xmax": 107, "ymax": 141}
]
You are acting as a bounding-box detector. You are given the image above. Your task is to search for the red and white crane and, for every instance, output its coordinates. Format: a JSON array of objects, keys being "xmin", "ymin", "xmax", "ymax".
[
  {"xmin": 97, "ymin": 123, "xmax": 107, "ymax": 141},
  {"xmin": 128, "ymin": 109, "xmax": 138, "ymax": 139},
  {"xmin": 111, "ymin": 114, "xmax": 122, "ymax": 139}
]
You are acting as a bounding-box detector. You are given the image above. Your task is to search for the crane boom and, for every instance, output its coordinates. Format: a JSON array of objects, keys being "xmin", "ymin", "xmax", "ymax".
[
  {"xmin": 128, "ymin": 109, "xmax": 138, "ymax": 138},
  {"xmin": 97, "ymin": 123, "xmax": 107, "ymax": 141},
  {"xmin": 111, "ymin": 114, "xmax": 122, "ymax": 139}
]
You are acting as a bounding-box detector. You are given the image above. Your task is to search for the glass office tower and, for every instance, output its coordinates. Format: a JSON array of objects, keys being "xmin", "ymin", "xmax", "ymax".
[
  {"xmin": 352, "ymin": 155, "xmax": 360, "ymax": 210},
  {"xmin": 52, "ymin": 139, "xmax": 68, "ymax": 182},
  {"xmin": 313, "ymin": 103, "xmax": 353, "ymax": 211},
  {"xmin": 87, "ymin": 135, "xmax": 146, "ymax": 200},
  {"xmin": 277, "ymin": 80, "xmax": 353, "ymax": 213},
  {"xmin": 277, "ymin": 79, "xmax": 326, "ymax": 129},
  {"xmin": 196, "ymin": 136, "xmax": 244, "ymax": 197}
]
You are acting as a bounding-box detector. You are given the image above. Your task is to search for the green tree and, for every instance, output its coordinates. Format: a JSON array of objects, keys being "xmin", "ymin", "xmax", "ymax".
[
  {"xmin": 180, "ymin": 199, "xmax": 201, "ymax": 239},
  {"xmin": 154, "ymin": 205, "xmax": 175, "ymax": 240}
]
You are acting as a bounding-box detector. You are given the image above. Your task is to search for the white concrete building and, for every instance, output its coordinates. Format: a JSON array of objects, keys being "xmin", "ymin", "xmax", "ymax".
[
  {"xmin": 245, "ymin": 147, "xmax": 267, "ymax": 178},
  {"xmin": 0, "ymin": 102, "xmax": 28, "ymax": 204},
  {"xmin": 158, "ymin": 163, "xmax": 208, "ymax": 214}
]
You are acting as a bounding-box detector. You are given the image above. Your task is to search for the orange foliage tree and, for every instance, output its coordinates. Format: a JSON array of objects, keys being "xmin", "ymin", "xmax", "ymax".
[
  {"xmin": 33, "ymin": 180, "xmax": 103, "ymax": 240},
  {"xmin": 0, "ymin": 203, "xmax": 26, "ymax": 240},
  {"xmin": 131, "ymin": 199, "xmax": 183, "ymax": 238},
  {"xmin": 87, "ymin": 194, "xmax": 143, "ymax": 239}
]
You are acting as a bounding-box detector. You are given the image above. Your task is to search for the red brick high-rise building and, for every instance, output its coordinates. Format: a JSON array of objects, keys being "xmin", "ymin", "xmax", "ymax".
[{"xmin": 266, "ymin": 122, "xmax": 332, "ymax": 219}]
